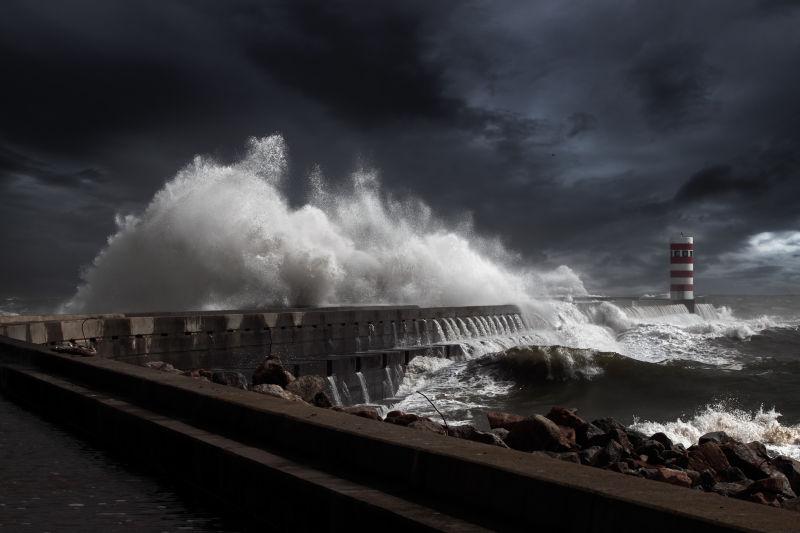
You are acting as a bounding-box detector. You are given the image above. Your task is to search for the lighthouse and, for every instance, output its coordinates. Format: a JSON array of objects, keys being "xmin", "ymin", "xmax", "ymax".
[{"xmin": 669, "ymin": 234, "xmax": 694, "ymax": 312}]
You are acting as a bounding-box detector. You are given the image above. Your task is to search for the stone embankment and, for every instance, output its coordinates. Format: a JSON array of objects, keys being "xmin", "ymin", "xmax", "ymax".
[{"xmin": 144, "ymin": 354, "xmax": 800, "ymax": 513}]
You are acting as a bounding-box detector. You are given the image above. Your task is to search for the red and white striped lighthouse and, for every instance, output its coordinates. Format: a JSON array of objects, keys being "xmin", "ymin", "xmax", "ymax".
[{"xmin": 669, "ymin": 235, "xmax": 694, "ymax": 309}]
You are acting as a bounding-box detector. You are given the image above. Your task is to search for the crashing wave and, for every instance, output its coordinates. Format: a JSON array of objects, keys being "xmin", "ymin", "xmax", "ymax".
[
  {"xmin": 479, "ymin": 345, "xmax": 608, "ymax": 381},
  {"xmin": 63, "ymin": 135, "xmax": 586, "ymax": 313},
  {"xmin": 630, "ymin": 403, "xmax": 800, "ymax": 459}
]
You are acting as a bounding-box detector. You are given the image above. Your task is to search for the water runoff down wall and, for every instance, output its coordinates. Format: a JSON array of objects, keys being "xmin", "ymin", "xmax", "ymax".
[{"xmin": 0, "ymin": 305, "xmax": 533, "ymax": 408}]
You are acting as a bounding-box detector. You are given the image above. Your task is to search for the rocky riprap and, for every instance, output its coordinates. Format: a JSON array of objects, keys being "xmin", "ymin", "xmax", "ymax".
[{"xmin": 142, "ymin": 357, "xmax": 800, "ymax": 511}]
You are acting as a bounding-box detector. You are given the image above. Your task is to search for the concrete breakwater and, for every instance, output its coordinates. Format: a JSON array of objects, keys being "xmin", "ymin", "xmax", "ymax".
[{"xmin": 0, "ymin": 305, "xmax": 523, "ymax": 406}]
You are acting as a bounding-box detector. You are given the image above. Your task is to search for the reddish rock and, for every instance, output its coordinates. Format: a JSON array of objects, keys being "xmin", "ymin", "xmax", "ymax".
[
  {"xmin": 687, "ymin": 442, "xmax": 731, "ymax": 476},
  {"xmin": 486, "ymin": 411, "xmax": 526, "ymax": 431},
  {"xmin": 558, "ymin": 425, "xmax": 577, "ymax": 446},
  {"xmin": 721, "ymin": 442, "xmax": 774, "ymax": 480},
  {"xmin": 332, "ymin": 405, "xmax": 383, "ymax": 421},
  {"xmin": 504, "ymin": 415, "xmax": 575, "ymax": 453},
  {"xmin": 712, "ymin": 481, "xmax": 752, "ymax": 498},
  {"xmin": 385, "ymin": 411, "xmax": 420, "ymax": 426},
  {"xmin": 252, "ymin": 356, "xmax": 295, "ymax": 388},
  {"xmin": 447, "ymin": 425, "xmax": 508, "ymax": 448},
  {"xmin": 772, "ymin": 456, "xmax": 800, "ymax": 494},
  {"xmin": 653, "ymin": 467, "xmax": 693, "ymax": 488},
  {"xmin": 408, "ymin": 419, "xmax": 446, "ymax": 435},
  {"xmin": 252, "ymin": 384, "xmax": 305, "ymax": 403},
  {"xmin": 545, "ymin": 406, "xmax": 586, "ymax": 429},
  {"xmin": 746, "ymin": 473, "xmax": 797, "ymax": 499}
]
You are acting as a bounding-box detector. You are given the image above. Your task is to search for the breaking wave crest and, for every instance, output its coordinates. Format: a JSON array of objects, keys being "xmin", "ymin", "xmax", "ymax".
[
  {"xmin": 64, "ymin": 135, "xmax": 585, "ymax": 313},
  {"xmin": 630, "ymin": 403, "xmax": 800, "ymax": 458}
]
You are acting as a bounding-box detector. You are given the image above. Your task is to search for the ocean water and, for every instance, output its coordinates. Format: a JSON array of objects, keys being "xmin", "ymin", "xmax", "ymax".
[{"xmin": 390, "ymin": 295, "xmax": 800, "ymax": 458}]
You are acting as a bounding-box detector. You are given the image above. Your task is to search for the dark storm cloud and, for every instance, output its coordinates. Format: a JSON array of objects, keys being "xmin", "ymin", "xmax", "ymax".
[
  {"xmin": 627, "ymin": 42, "xmax": 719, "ymax": 131},
  {"xmin": 674, "ymin": 165, "xmax": 767, "ymax": 202},
  {"xmin": 1, "ymin": 0, "xmax": 799, "ymax": 301}
]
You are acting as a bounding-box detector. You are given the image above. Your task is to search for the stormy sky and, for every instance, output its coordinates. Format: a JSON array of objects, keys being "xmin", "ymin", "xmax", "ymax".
[{"xmin": 1, "ymin": 0, "xmax": 799, "ymax": 304}]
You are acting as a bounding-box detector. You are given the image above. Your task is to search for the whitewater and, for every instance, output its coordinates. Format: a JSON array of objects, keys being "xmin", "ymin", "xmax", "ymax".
[{"xmin": 50, "ymin": 136, "xmax": 800, "ymax": 459}]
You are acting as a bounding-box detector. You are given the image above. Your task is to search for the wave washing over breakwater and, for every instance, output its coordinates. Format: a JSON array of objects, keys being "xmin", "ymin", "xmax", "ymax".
[{"xmin": 389, "ymin": 296, "xmax": 800, "ymax": 458}]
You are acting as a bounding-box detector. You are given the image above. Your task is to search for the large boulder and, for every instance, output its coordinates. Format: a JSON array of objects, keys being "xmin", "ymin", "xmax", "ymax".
[
  {"xmin": 408, "ymin": 419, "xmax": 447, "ymax": 435},
  {"xmin": 687, "ymin": 442, "xmax": 731, "ymax": 476},
  {"xmin": 545, "ymin": 406, "xmax": 586, "ymax": 429},
  {"xmin": 252, "ymin": 356, "xmax": 295, "ymax": 388},
  {"xmin": 286, "ymin": 375, "xmax": 329, "ymax": 404},
  {"xmin": 744, "ymin": 473, "xmax": 797, "ymax": 500},
  {"xmin": 252, "ymin": 384, "xmax": 305, "ymax": 403},
  {"xmin": 588, "ymin": 428, "xmax": 633, "ymax": 452},
  {"xmin": 771, "ymin": 456, "xmax": 800, "ymax": 494},
  {"xmin": 721, "ymin": 441, "xmax": 774, "ymax": 480},
  {"xmin": 448, "ymin": 425, "xmax": 508, "ymax": 448},
  {"xmin": 504, "ymin": 415, "xmax": 575, "ymax": 452},
  {"xmin": 211, "ymin": 370, "xmax": 248, "ymax": 390},
  {"xmin": 576, "ymin": 422, "xmax": 604, "ymax": 447},
  {"xmin": 331, "ymin": 405, "xmax": 383, "ymax": 421},
  {"xmin": 699, "ymin": 431, "xmax": 734, "ymax": 445},
  {"xmin": 486, "ymin": 411, "xmax": 526, "ymax": 431},
  {"xmin": 385, "ymin": 410, "xmax": 420, "ymax": 426},
  {"xmin": 652, "ymin": 467, "xmax": 693, "ymax": 488}
]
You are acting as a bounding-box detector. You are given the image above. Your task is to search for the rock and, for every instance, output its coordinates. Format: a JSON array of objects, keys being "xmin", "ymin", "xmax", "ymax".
[
  {"xmin": 183, "ymin": 369, "xmax": 211, "ymax": 382},
  {"xmin": 687, "ymin": 442, "xmax": 731, "ymax": 477},
  {"xmin": 311, "ymin": 391, "xmax": 332, "ymax": 408},
  {"xmin": 385, "ymin": 411, "xmax": 420, "ymax": 426},
  {"xmin": 555, "ymin": 452, "xmax": 581, "ymax": 464},
  {"xmin": 448, "ymin": 425, "xmax": 508, "ymax": 447},
  {"xmin": 588, "ymin": 428, "xmax": 633, "ymax": 452},
  {"xmin": 721, "ymin": 442, "xmax": 774, "ymax": 480},
  {"xmin": 331, "ymin": 405, "xmax": 383, "ymax": 421},
  {"xmin": 653, "ymin": 467, "xmax": 693, "ymax": 488},
  {"xmin": 636, "ymin": 439, "xmax": 666, "ymax": 463},
  {"xmin": 211, "ymin": 370, "xmax": 248, "ymax": 390},
  {"xmin": 598, "ymin": 440, "xmax": 625, "ymax": 467},
  {"xmin": 491, "ymin": 428, "xmax": 510, "ymax": 441},
  {"xmin": 486, "ymin": 411, "xmax": 526, "ymax": 431},
  {"xmin": 252, "ymin": 384, "xmax": 305, "ymax": 402},
  {"xmin": 579, "ymin": 446, "xmax": 603, "ymax": 467},
  {"xmin": 591, "ymin": 417, "xmax": 628, "ymax": 434},
  {"xmin": 719, "ymin": 466, "xmax": 748, "ymax": 483},
  {"xmin": 545, "ymin": 406, "xmax": 586, "ymax": 429},
  {"xmin": 558, "ymin": 425, "xmax": 577, "ymax": 447},
  {"xmin": 772, "ymin": 456, "xmax": 800, "ymax": 494},
  {"xmin": 685, "ymin": 469, "xmax": 702, "ymax": 487},
  {"xmin": 408, "ymin": 418, "xmax": 446, "ymax": 435},
  {"xmin": 698, "ymin": 431, "xmax": 734, "ymax": 445},
  {"xmin": 626, "ymin": 429, "xmax": 648, "ymax": 450},
  {"xmin": 781, "ymin": 497, "xmax": 800, "ymax": 512},
  {"xmin": 145, "ymin": 361, "xmax": 183, "ymax": 374},
  {"xmin": 650, "ymin": 432, "xmax": 673, "ymax": 449},
  {"xmin": 576, "ymin": 423, "xmax": 604, "ymax": 447},
  {"xmin": 252, "ymin": 356, "xmax": 295, "ymax": 388},
  {"xmin": 746, "ymin": 473, "xmax": 797, "ymax": 499},
  {"xmin": 747, "ymin": 492, "xmax": 779, "ymax": 506},
  {"xmin": 712, "ymin": 481, "xmax": 753, "ymax": 498},
  {"xmin": 286, "ymin": 375, "xmax": 327, "ymax": 403},
  {"xmin": 699, "ymin": 470, "xmax": 716, "ymax": 490},
  {"xmin": 609, "ymin": 461, "xmax": 630, "ymax": 474},
  {"xmin": 504, "ymin": 415, "xmax": 575, "ymax": 452},
  {"xmin": 470, "ymin": 409, "xmax": 492, "ymax": 432}
]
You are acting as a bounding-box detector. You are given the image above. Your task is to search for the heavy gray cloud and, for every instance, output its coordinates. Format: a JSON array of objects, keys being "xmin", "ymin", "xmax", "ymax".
[{"xmin": 1, "ymin": 0, "xmax": 798, "ymax": 306}]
